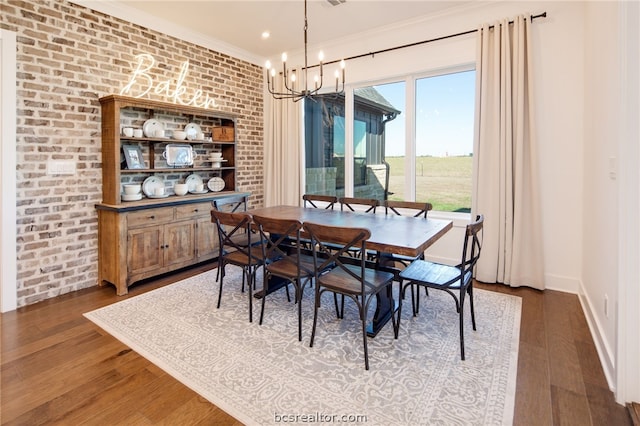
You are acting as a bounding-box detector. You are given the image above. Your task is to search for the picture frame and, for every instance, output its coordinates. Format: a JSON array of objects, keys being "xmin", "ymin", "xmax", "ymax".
[{"xmin": 122, "ymin": 144, "xmax": 146, "ymax": 169}]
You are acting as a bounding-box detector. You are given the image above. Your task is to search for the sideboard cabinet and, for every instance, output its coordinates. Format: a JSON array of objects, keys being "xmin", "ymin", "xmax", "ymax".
[{"xmin": 96, "ymin": 95, "xmax": 247, "ymax": 295}]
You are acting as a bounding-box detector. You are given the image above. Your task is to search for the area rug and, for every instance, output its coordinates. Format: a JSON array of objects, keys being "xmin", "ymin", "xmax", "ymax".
[{"xmin": 85, "ymin": 266, "xmax": 521, "ymax": 425}]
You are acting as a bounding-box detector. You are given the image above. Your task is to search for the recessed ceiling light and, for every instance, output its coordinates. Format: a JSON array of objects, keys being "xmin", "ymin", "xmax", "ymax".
[{"xmin": 261, "ymin": 31, "xmax": 270, "ymax": 40}]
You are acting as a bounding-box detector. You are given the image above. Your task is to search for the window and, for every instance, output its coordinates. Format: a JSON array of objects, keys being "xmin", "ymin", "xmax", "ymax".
[
  {"xmin": 304, "ymin": 68, "xmax": 475, "ymax": 213},
  {"xmin": 414, "ymin": 70, "xmax": 475, "ymax": 212}
]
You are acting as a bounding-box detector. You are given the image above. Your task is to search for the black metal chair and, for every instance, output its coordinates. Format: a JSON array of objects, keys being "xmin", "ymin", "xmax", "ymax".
[
  {"xmin": 305, "ymin": 221, "xmax": 398, "ymax": 370},
  {"xmin": 398, "ymin": 214, "xmax": 484, "ymax": 360},
  {"xmin": 210, "ymin": 210, "xmax": 266, "ymax": 323},
  {"xmin": 302, "ymin": 194, "xmax": 338, "ymax": 210},
  {"xmin": 252, "ymin": 215, "xmax": 315, "ymax": 341}
]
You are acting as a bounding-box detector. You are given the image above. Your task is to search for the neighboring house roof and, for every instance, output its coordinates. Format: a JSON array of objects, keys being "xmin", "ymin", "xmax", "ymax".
[{"xmin": 354, "ymin": 87, "xmax": 401, "ymax": 116}]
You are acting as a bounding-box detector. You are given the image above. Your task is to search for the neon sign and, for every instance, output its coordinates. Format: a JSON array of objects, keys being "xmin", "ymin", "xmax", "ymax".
[{"xmin": 120, "ymin": 53, "xmax": 217, "ymax": 109}]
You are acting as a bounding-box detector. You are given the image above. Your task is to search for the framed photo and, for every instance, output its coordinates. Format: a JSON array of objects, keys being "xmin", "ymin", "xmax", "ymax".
[{"xmin": 122, "ymin": 144, "xmax": 146, "ymax": 169}]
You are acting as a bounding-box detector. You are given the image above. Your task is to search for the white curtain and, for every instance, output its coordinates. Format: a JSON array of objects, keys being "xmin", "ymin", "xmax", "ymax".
[
  {"xmin": 472, "ymin": 15, "xmax": 545, "ymax": 289},
  {"xmin": 263, "ymin": 84, "xmax": 303, "ymax": 207}
]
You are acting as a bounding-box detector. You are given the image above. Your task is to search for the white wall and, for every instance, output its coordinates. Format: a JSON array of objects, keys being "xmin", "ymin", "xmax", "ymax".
[{"xmin": 581, "ymin": 0, "xmax": 620, "ymax": 391}]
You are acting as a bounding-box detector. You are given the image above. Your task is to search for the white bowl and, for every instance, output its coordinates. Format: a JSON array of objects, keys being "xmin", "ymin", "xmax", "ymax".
[
  {"xmin": 173, "ymin": 130, "xmax": 187, "ymax": 140},
  {"xmin": 123, "ymin": 184, "xmax": 141, "ymax": 195},
  {"xmin": 210, "ymin": 152, "xmax": 222, "ymax": 159},
  {"xmin": 174, "ymin": 183, "xmax": 189, "ymax": 196}
]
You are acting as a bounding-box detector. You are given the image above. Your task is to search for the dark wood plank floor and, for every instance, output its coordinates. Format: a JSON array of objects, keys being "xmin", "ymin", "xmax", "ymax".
[{"xmin": 1, "ymin": 264, "xmax": 632, "ymax": 425}]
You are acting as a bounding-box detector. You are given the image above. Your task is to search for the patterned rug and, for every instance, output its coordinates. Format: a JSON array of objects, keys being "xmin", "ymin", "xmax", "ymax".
[{"xmin": 85, "ymin": 266, "xmax": 521, "ymax": 425}]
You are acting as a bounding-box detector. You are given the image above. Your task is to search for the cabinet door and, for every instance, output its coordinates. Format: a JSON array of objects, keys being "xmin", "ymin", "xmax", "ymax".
[
  {"xmin": 164, "ymin": 220, "xmax": 196, "ymax": 267},
  {"xmin": 195, "ymin": 216, "xmax": 218, "ymax": 260},
  {"xmin": 127, "ymin": 225, "xmax": 164, "ymax": 276}
]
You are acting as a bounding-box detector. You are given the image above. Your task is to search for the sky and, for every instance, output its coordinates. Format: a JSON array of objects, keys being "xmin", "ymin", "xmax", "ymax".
[{"xmin": 373, "ymin": 70, "xmax": 476, "ymax": 157}]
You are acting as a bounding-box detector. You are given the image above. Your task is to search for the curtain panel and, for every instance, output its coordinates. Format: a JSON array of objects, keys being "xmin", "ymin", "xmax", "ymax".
[
  {"xmin": 263, "ymin": 85, "xmax": 303, "ymax": 207},
  {"xmin": 472, "ymin": 15, "xmax": 545, "ymax": 289}
]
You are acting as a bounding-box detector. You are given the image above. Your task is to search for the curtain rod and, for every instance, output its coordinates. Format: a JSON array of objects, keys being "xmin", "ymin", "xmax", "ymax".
[{"xmin": 312, "ymin": 12, "xmax": 547, "ymax": 68}]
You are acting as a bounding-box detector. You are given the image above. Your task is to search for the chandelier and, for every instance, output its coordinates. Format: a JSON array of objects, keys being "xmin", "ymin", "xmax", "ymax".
[{"xmin": 265, "ymin": 0, "xmax": 345, "ymax": 102}]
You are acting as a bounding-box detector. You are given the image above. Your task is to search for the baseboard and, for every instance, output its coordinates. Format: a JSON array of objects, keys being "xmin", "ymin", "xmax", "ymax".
[
  {"xmin": 577, "ymin": 282, "xmax": 617, "ymax": 392},
  {"xmin": 544, "ymin": 273, "xmax": 580, "ymax": 293}
]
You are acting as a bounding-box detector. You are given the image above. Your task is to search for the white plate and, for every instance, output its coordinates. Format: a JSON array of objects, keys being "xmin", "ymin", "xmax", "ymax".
[
  {"xmin": 147, "ymin": 193, "xmax": 170, "ymax": 199},
  {"xmin": 142, "ymin": 176, "xmax": 165, "ymax": 197},
  {"xmin": 208, "ymin": 177, "xmax": 225, "ymax": 192},
  {"xmin": 185, "ymin": 174, "xmax": 204, "ymax": 192},
  {"xmin": 121, "ymin": 193, "xmax": 143, "ymax": 201},
  {"xmin": 143, "ymin": 119, "xmax": 164, "ymax": 138},
  {"xmin": 189, "ymin": 189, "xmax": 209, "ymax": 194},
  {"xmin": 184, "ymin": 123, "xmax": 202, "ymax": 140}
]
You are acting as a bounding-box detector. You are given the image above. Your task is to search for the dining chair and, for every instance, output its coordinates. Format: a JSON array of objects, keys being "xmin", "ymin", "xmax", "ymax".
[
  {"xmin": 338, "ymin": 197, "xmax": 379, "ymax": 214},
  {"xmin": 398, "ymin": 214, "xmax": 484, "ymax": 360},
  {"xmin": 304, "ymin": 221, "xmax": 398, "ymax": 370},
  {"xmin": 302, "ymin": 194, "xmax": 338, "ymax": 210},
  {"xmin": 210, "ymin": 210, "xmax": 267, "ymax": 323},
  {"xmin": 381, "ymin": 200, "xmax": 434, "ymax": 304},
  {"xmin": 252, "ymin": 215, "xmax": 315, "ymax": 341},
  {"xmin": 212, "ymin": 194, "xmax": 257, "ymax": 283}
]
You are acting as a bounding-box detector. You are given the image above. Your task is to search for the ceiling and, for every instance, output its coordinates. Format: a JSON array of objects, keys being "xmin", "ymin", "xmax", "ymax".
[{"xmin": 95, "ymin": 0, "xmax": 477, "ymax": 64}]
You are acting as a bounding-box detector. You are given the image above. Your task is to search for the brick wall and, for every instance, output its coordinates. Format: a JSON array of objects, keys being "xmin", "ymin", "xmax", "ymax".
[{"xmin": 0, "ymin": 0, "xmax": 264, "ymax": 307}]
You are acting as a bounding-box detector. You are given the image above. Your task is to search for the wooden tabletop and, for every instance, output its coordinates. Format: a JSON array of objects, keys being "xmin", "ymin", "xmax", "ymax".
[{"xmin": 249, "ymin": 205, "xmax": 453, "ymax": 257}]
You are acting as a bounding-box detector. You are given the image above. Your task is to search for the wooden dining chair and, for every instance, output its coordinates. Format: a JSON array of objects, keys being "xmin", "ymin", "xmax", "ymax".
[
  {"xmin": 302, "ymin": 194, "xmax": 338, "ymax": 210},
  {"xmin": 338, "ymin": 197, "xmax": 379, "ymax": 214},
  {"xmin": 210, "ymin": 210, "xmax": 267, "ymax": 323},
  {"xmin": 398, "ymin": 214, "xmax": 484, "ymax": 360},
  {"xmin": 304, "ymin": 221, "xmax": 398, "ymax": 370},
  {"xmin": 252, "ymin": 215, "xmax": 315, "ymax": 341}
]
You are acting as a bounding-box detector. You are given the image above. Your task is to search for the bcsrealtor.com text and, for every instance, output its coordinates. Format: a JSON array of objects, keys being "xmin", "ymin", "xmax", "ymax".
[{"xmin": 274, "ymin": 412, "xmax": 368, "ymax": 423}]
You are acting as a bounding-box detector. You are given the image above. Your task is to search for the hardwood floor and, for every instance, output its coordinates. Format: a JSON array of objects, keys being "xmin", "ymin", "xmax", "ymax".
[{"xmin": 1, "ymin": 264, "xmax": 632, "ymax": 425}]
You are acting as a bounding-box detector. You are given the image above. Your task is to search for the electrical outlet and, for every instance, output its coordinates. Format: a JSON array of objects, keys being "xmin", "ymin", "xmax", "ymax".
[{"xmin": 604, "ymin": 294, "xmax": 609, "ymax": 318}]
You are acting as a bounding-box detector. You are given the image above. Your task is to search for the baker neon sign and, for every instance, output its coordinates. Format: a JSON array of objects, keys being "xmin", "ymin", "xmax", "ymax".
[{"xmin": 120, "ymin": 53, "xmax": 217, "ymax": 109}]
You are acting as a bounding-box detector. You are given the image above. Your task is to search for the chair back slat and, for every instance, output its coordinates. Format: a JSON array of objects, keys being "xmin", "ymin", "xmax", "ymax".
[
  {"xmin": 338, "ymin": 197, "xmax": 379, "ymax": 213},
  {"xmin": 384, "ymin": 200, "xmax": 432, "ymax": 218},
  {"xmin": 303, "ymin": 194, "xmax": 338, "ymax": 210},
  {"xmin": 212, "ymin": 194, "xmax": 249, "ymax": 213}
]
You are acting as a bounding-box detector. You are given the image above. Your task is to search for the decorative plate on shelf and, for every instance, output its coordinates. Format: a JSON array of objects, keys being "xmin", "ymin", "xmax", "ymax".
[
  {"xmin": 184, "ymin": 123, "xmax": 202, "ymax": 140},
  {"xmin": 207, "ymin": 177, "xmax": 225, "ymax": 192},
  {"xmin": 142, "ymin": 176, "xmax": 165, "ymax": 197},
  {"xmin": 143, "ymin": 119, "xmax": 164, "ymax": 138},
  {"xmin": 185, "ymin": 174, "xmax": 204, "ymax": 192}
]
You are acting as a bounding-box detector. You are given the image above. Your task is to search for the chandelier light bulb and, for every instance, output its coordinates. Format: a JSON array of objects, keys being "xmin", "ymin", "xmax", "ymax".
[
  {"xmin": 281, "ymin": 52, "xmax": 287, "ymax": 62},
  {"xmin": 270, "ymin": 68, "xmax": 276, "ymax": 77},
  {"xmin": 318, "ymin": 51, "xmax": 324, "ymax": 62},
  {"xmin": 291, "ymin": 72, "xmax": 296, "ymax": 82},
  {"xmin": 265, "ymin": 60, "xmax": 271, "ymax": 70}
]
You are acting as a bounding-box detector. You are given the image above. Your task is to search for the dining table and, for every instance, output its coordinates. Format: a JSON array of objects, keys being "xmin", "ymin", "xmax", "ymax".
[{"xmin": 248, "ymin": 205, "xmax": 453, "ymax": 337}]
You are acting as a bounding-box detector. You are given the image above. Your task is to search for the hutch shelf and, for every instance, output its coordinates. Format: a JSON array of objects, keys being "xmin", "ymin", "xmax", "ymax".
[{"xmin": 96, "ymin": 95, "xmax": 247, "ymax": 295}]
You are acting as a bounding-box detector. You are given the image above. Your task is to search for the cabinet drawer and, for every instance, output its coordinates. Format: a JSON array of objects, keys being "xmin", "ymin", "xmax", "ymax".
[
  {"xmin": 127, "ymin": 208, "xmax": 174, "ymax": 228},
  {"xmin": 175, "ymin": 202, "xmax": 212, "ymax": 219}
]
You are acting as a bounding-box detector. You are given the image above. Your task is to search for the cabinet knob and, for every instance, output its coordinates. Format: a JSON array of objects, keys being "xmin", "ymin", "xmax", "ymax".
[{"xmin": 150, "ymin": 215, "xmax": 155, "ymax": 220}]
